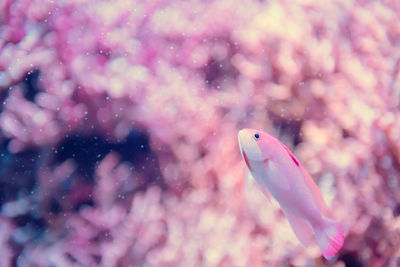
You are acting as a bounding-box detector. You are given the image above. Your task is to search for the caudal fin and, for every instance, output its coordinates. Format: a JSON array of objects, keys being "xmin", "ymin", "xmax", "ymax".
[{"xmin": 314, "ymin": 218, "xmax": 344, "ymax": 260}]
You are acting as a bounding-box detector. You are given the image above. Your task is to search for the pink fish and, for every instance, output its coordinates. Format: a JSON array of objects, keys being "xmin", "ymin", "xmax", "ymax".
[{"xmin": 238, "ymin": 128, "xmax": 344, "ymax": 259}]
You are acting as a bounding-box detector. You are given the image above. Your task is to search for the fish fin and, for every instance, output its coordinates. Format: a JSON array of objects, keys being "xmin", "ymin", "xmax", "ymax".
[
  {"xmin": 244, "ymin": 168, "xmax": 269, "ymax": 198},
  {"xmin": 243, "ymin": 168, "xmax": 279, "ymax": 207},
  {"xmin": 314, "ymin": 217, "xmax": 344, "ymax": 259},
  {"xmin": 299, "ymin": 166, "xmax": 329, "ymax": 216},
  {"xmin": 280, "ymin": 206, "xmax": 314, "ymax": 248},
  {"xmin": 258, "ymin": 184, "xmax": 280, "ymax": 208}
]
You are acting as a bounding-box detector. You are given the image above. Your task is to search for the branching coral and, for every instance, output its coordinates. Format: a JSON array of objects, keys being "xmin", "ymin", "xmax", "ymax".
[{"xmin": 0, "ymin": 0, "xmax": 399, "ymax": 266}]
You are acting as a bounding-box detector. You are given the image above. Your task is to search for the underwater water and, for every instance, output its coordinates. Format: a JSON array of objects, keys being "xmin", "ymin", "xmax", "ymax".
[{"xmin": 0, "ymin": 0, "xmax": 399, "ymax": 266}]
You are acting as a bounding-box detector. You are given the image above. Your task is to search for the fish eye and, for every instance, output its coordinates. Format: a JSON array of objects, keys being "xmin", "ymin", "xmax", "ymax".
[{"xmin": 254, "ymin": 133, "xmax": 260, "ymax": 139}]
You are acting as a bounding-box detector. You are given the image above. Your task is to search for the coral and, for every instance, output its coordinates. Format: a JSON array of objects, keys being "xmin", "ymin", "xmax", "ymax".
[{"xmin": 0, "ymin": 0, "xmax": 399, "ymax": 266}]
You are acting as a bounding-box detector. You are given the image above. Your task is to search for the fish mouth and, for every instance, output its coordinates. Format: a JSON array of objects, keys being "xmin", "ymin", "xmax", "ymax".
[{"xmin": 237, "ymin": 129, "xmax": 248, "ymax": 153}]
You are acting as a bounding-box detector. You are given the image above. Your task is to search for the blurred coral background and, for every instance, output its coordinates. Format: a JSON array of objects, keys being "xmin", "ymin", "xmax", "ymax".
[{"xmin": 1, "ymin": 0, "xmax": 400, "ymax": 266}]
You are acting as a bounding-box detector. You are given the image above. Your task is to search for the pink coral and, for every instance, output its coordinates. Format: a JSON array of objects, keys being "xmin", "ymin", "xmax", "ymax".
[{"xmin": 0, "ymin": 0, "xmax": 400, "ymax": 266}]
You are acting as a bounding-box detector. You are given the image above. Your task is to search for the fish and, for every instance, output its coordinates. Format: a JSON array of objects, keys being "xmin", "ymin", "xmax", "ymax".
[{"xmin": 238, "ymin": 128, "xmax": 344, "ymax": 259}]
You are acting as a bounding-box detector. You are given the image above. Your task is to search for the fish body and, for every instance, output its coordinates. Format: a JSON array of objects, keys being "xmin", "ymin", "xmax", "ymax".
[{"xmin": 238, "ymin": 128, "xmax": 344, "ymax": 259}]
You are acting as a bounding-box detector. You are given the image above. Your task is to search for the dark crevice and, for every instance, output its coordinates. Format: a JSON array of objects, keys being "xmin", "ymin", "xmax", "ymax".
[
  {"xmin": 54, "ymin": 130, "xmax": 166, "ymax": 191},
  {"xmin": 342, "ymin": 128, "xmax": 351, "ymax": 138},
  {"xmin": 270, "ymin": 115, "xmax": 303, "ymax": 147},
  {"xmin": 22, "ymin": 70, "xmax": 41, "ymax": 102},
  {"xmin": 202, "ymin": 56, "xmax": 238, "ymax": 90},
  {"xmin": 393, "ymin": 204, "xmax": 400, "ymax": 217},
  {"xmin": 0, "ymin": 140, "xmax": 39, "ymax": 207},
  {"xmin": 338, "ymin": 251, "xmax": 363, "ymax": 267},
  {"xmin": 0, "ymin": 130, "xmax": 166, "ymax": 246},
  {"xmin": 204, "ymin": 59, "xmax": 223, "ymax": 87}
]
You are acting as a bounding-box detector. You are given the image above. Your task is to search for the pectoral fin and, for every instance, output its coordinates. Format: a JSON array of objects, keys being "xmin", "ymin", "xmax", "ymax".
[
  {"xmin": 281, "ymin": 206, "xmax": 314, "ymax": 248},
  {"xmin": 243, "ymin": 168, "xmax": 278, "ymax": 207}
]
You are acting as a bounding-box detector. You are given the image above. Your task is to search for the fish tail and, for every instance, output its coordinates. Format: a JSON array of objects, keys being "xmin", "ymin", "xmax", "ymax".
[{"xmin": 314, "ymin": 218, "xmax": 344, "ymax": 260}]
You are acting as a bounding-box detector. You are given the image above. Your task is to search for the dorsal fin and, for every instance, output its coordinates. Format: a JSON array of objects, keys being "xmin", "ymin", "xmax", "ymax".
[{"xmin": 280, "ymin": 143, "xmax": 300, "ymax": 166}]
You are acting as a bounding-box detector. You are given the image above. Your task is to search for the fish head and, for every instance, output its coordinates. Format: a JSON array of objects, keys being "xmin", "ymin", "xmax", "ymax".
[
  {"xmin": 238, "ymin": 128, "xmax": 303, "ymax": 193},
  {"xmin": 238, "ymin": 128, "xmax": 299, "ymax": 171},
  {"xmin": 238, "ymin": 128, "xmax": 281, "ymax": 170}
]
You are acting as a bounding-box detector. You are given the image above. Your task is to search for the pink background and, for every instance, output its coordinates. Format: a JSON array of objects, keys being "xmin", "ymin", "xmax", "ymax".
[{"xmin": 0, "ymin": 0, "xmax": 399, "ymax": 266}]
